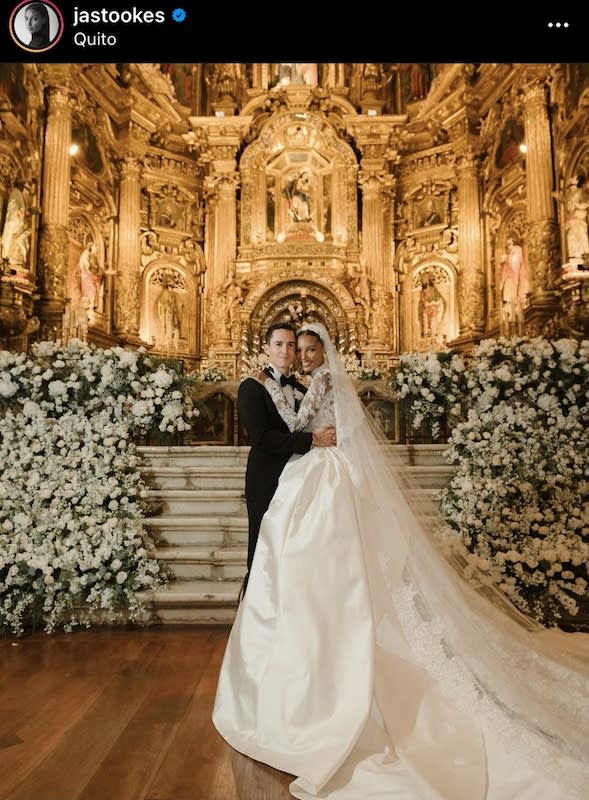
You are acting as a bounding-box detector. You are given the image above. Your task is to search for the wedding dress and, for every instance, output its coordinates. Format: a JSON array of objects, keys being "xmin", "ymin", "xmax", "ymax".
[{"xmin": 212, "ymin": 323, "xmax": 589, "ymax": 800}]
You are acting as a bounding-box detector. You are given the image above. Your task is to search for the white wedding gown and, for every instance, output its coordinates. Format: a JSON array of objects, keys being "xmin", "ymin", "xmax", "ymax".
[{"xmin": 213, "ymin": 343, "xmax": 589, "ymax": 800}]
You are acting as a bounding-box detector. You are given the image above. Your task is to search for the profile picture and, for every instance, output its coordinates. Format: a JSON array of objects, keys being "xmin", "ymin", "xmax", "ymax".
[{"xmin": 9, "ymin": 0, "xmax": 63, "ymax": 52}]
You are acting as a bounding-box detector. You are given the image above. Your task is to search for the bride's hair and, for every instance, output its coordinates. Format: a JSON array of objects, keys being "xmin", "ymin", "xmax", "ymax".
[{"xmin": 297, "ymin": 327, "xmax": 323, "ymax": 345}]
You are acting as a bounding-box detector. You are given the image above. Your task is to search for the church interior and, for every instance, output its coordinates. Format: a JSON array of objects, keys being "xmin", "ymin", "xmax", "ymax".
[
  {"xmin": 0, "ymin": 63, "xmax": 588, "ymax": 433},
  {"xmin": 1, "ymin": 64, "xmax": 589, "ymax": 800}
]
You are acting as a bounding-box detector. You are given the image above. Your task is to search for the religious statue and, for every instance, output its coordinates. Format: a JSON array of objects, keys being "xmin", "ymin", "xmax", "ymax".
[
  {"xmin": 564, "ymin": 175, "xmax": 589, "ymax": 267},
  {"xmin": 418, "ymin": 272, "xmax": 446, "ymax": 339},
  {"xmin": 79, "ymin": 242, "xmax": 104, "ymax": 315},
  {"xmin": 1, "ymin": 184, "xmax": 31, "ymax": 267},
  {"xmin": 283, "ymin": 169, "xmax": 313, "ymax": 224},
  {"xmin": 157, "ymin": 276, "xmax": 182, "ymax": 346},
  {"xmin": 499, "ymin": 237, "xmax": 528, "ymax": 331}
]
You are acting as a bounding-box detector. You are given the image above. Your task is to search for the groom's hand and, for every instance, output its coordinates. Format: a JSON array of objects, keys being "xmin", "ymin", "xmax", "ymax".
[{"xmin": 312, "ymin": 426, "xmax": 337, "ymax": 447}]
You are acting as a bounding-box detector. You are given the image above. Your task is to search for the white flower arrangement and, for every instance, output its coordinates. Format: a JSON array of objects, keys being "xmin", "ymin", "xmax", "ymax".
[
  {"xmin": 355, "ymin": 365, "xmax": 384, "ymax": 381},
  {"xmin": 391, "ymin": 349, "xmax": 465, "ymax": 439},
  {"xmin": 0, "ymin": 339, "xmax": 198, "ymax": 636},
  {"xmin": 197, "ymin": 363, "xmax": 228, "ymax": 382},
  {"xmin": 0, "ymin": 339, "xmax": 198, "ymax": 438},
  {"xmin": 394, "ymin": 336, "xmax": 589, "ymax": 627},
  {"xmin": 344, "ymin": 354, "xmax": 384, "ymax": 381}
]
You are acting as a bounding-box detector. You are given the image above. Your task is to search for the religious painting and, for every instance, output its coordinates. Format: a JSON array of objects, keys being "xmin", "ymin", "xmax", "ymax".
[
  {"xmin": 494, "ymin": 118, "xmax": 524, "ymax": 171},
  {"xmin": 416, "ymin": 196, "xmax": 445, "ymax": 228},
  {"xmin": 72, "ymin": 124, "xmax": 103, "ymax": 174},
  {"xmin": 154, "ymin": 195, "xmax": 183, "ymax": 229},
  {"xmin": 159, "ymin": 63, "xmax": 194, "ymax": 108},
  {"xmin": 273, "ymin": 64, "xmax": 318, "ymax": 87},
  {"xmin": 0, "ymin": 63, "xmax": 27, "ymax": 120}
]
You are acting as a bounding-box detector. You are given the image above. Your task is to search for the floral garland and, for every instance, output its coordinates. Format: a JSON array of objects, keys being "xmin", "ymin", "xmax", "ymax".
[
  {"xmin": 0, "ymin": 339, "xmax": 197, "ymax": 636},
  {"xmin": 392, "ymin": 336, "xmax": 589, "ymax": 626}
]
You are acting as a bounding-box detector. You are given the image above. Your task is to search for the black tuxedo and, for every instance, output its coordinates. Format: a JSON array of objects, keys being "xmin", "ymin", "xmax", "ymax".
[{"xmin": 238, "ymin": 373, "xmax": 311, "ymax": 581}]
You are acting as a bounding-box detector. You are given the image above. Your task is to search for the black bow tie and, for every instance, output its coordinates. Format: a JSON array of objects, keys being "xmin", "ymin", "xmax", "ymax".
[{"xmin": 280, "ymin": 373, "xmax": 297, "ymax": 389}]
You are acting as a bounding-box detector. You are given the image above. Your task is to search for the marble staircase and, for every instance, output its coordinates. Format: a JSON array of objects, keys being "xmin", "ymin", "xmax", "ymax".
[{"xmin": 137, "ymin": 444, "xmax": 453, "ymax": 625}]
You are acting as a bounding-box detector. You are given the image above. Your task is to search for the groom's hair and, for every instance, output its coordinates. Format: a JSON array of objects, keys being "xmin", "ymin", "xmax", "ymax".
[{"xmin": 265, "ymin": 322, "xmax": 297, "ymax": 343}]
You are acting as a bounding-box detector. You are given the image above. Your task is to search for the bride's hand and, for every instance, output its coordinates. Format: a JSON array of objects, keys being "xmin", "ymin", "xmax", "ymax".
[{"xmin": 254, "ymin": 371, "xmax": 269, "ymax": 384}]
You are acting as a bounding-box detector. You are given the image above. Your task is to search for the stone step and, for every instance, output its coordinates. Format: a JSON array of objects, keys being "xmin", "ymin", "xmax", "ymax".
[
  {"xmin": 403, "ymin": 465, "xmax": 452, "ymax": 490},
  {"xmin": 139, "ymin": 444, "xmax": 450, "ymax": 469},
  {"xmin": 143, "ymin": 515, "xmax": 247, "ymax": 547},
  {"xmin": 138, "ymin": 579, "xmax": 240, "ymax": 625},
  {"xmin": 143, "ymin": 465, "xmax": 244, "ymax": 490},
  {"xmin": 138, "ymin": 445, "xmax": 249, "ymax": 469},
  {"xmin": 146, "ymin": 488, "xmax": 246, "ymax": 516},
  {"xmin": 383, "ymin": 444, "xmax": 450, "ymax": 468},
  {"xmin": 158, "ymin": 545, "xmax": 247, "ymax": 581},
  {"xmin": 137, "ymin": 444, "xmax": 453, "ymax": 626}
]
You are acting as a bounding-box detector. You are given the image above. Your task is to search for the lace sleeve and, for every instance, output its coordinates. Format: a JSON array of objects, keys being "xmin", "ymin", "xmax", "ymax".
[{"xmin": 264, "ymin": 370, "xmax": 331, "ymax": 432}]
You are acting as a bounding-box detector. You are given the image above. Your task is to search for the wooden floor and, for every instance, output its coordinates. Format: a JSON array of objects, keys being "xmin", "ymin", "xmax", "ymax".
[{"xmin": 0, "ymin": 625, "xmax": 295, "ymax": 800}]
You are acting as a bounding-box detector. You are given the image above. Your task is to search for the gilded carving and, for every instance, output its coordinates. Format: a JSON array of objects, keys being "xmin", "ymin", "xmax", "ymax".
[
  {"xmin": 38, "ymin": 224, "xmax": 69, "ymax": 298},
  {"xmin": 117, "ymin": 154, "xmax": 142, "ymax": 180},
  {"xmin": 522, "ymin": 78, "xmax": 548, "ymax": 107},
  {"xmin": 527, "ymin": 219, "xmax": 560, "ymax": 293},
  {"xmin": 115, "ymin": 269, "xmax": 141, "ymax": 336},
  {"xmin": 370, "ymin": 284, "xmax": 394, "ymax": 348},
  {"xmin": 458, "ymin": 269, "xmax": 485, "ymax": 333},
  {"xmin": 399, "ymin": 151, "xmax": 454, "ymax": 179},
  {"xmin": 144, "ymin": 152, "xmax": 200, "ymax": 178},
  {"xmin": 0, "ymin": 157, "xmax": 17, "ymax": 187},
  {"xmin": 46, "ymin": 87, "xmax": 71, "ymax": 114},
  {"xmin": 208, "ymin": 287, "xmax": 229, "ymax": 346}
]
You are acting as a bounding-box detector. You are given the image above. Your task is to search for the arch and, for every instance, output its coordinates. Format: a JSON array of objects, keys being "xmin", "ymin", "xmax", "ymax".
[{"xmin": 239, "ymin": 272, "xmax": 357, "ymax": 356}]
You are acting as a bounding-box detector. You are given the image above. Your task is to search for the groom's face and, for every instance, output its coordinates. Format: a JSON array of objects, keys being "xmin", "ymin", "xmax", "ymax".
[{"xmin": 265, "ymin": 329, "xmax": 296, "ymax": 374}]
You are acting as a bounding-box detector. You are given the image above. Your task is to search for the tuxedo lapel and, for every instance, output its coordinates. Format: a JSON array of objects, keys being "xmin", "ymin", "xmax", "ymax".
[{"xmin": 262, "ymin": 366, "xmax": 305, "ymax": 413}]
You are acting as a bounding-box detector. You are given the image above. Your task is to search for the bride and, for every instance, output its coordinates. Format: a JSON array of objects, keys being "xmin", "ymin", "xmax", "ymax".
[{"xmin": 212, "ymin": 322, "xmax": 589, "ymax": 800}]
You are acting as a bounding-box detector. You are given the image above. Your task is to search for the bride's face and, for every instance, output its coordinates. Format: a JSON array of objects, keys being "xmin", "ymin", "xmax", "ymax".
[{"xmin": 297, "ymin": 334, "xmax": 324, "ymax": 373}]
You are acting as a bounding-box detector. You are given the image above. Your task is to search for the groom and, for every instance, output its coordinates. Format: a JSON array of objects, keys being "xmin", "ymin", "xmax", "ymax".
[{"xmin": 238, "ymin": 322, "xmax": 335, "ymax": 592}]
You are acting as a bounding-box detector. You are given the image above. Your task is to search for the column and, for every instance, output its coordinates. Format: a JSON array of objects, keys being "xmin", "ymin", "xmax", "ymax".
[
  {"xmin": 206, "ymin": 173, "xmax": 238, "ymax": 350},
  {"xmin": 114, "ymin": 154, "xmax": 142, "ymax": 344},
  {"xmin": 522, "ymin": 73, "xmax": 560, "ymax": 332},
  {"xmin": 359, "ymin": 171, "xmax": 386, "ymax": 287},
  {"xmin": 455, "ymin": 149, "xmax": 485, "ymax": 343},
  {"xmin": 37, "ymin": 77, "xmax": 72, "ymax": 340}
]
